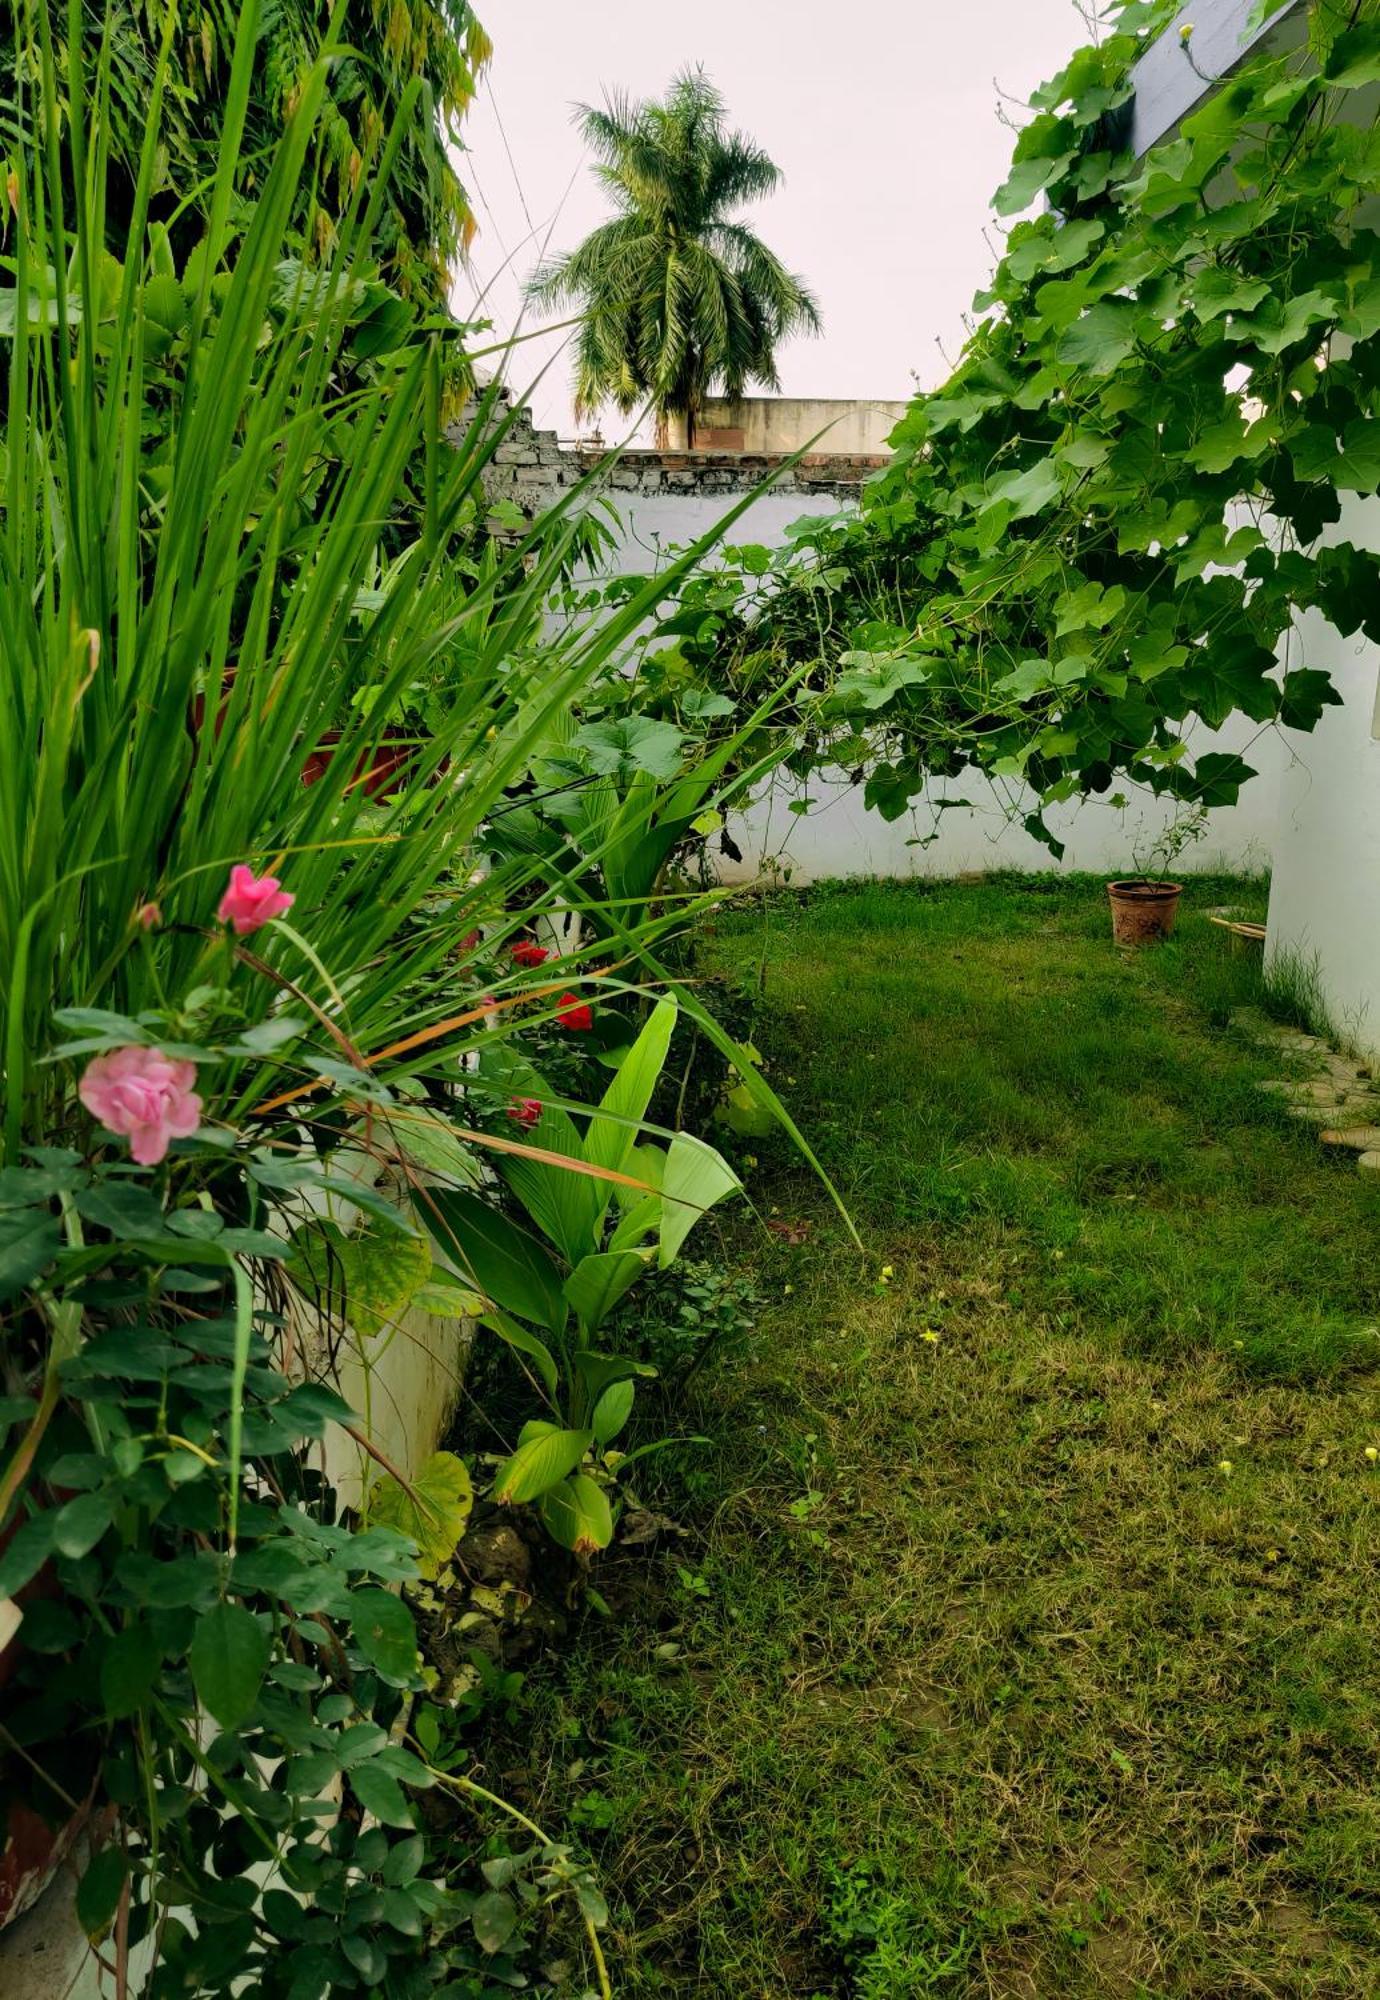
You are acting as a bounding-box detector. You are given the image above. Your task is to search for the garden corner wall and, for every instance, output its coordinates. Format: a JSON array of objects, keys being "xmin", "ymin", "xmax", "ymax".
[
  {"xmin": 1118, "ymin": 0, "xmax": 1380, "ymax": 1051},
  {"xmin": 473, "ymin": 395, "xmax": 1288, "ymax": 887},
  {"xmin": 1265, "ymin": 491, "xmax": 1380, "ymax": 1058},
  {"xmin": 470, "ymin": 393, "xmax": 883, "ymax": 561}
]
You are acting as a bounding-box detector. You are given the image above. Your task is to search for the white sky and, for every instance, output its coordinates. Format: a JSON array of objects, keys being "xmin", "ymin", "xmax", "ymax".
[{"xmin": 455, "ymin": 0, "xmax": 1089, "ymax": 440}]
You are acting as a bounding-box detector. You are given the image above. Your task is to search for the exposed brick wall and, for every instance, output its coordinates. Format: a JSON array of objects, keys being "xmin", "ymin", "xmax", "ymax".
[{"xmin": 461, "ymin": 393, "xmax": 886, "ymax": 522}]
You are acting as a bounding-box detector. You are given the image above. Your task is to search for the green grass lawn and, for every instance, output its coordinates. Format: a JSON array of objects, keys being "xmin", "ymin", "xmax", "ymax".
[{"xmin": 507, "ymin": 876, "xmax": 1380, "ymax": 1997}]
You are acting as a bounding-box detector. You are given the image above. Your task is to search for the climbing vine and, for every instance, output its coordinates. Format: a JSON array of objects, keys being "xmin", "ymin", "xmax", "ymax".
[{"xmin": 629, "ymin": 0, "xmax": 1380, "ymax": 853}]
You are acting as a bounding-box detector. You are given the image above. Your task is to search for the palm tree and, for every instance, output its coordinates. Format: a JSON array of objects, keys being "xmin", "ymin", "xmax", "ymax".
[{"xmin": 529, "ymin": 67, "xmax": 821, "ymax": 443}]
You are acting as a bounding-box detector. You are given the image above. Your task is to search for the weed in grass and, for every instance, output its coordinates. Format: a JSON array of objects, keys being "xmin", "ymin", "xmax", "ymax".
[
  {"xmin": 1264, "ymin": 942, "xmax": 1338, "ymax": 1040},
  {"xmin": 813, "ymin": 1858, "xmax": 983, "ymax": 1997}
]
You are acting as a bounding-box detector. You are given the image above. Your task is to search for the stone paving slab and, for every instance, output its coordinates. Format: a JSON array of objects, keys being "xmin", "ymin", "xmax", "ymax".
[{"xmin": 1236, "ymin": 1010, "xmax": 1380, "ymax": 1172}]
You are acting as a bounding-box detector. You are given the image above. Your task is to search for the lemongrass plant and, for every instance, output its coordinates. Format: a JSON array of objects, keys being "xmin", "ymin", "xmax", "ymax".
[
  {"xmin": 0, "ymin": 0, "xmax": 814, "ymax": 1189},
  {"xmin": 0, "ymin": 8, "xmax": 834, "ymax": 1993}
]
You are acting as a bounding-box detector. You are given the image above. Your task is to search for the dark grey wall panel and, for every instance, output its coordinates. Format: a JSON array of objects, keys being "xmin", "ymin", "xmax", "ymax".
[{"xmin": 1129, "ymin": 0, "xmax": 1303, "ymax": 156}]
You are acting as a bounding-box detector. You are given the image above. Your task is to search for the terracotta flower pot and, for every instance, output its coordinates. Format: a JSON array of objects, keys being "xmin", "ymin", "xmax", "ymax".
[
  {"xmin": 299, "ymin": 729, "xmax": 429, "ymax": 797},
  {"xmin": 0, "ymin": 1795, "xmax": 99, "ymax": 1931},
  {"xmin": 0, "ymin": 1514, "xmax": 103, "ymax": 1931},
  {"xmin": 1107, "ymin": 879, "xmax": 1183, "ymax": 945}
]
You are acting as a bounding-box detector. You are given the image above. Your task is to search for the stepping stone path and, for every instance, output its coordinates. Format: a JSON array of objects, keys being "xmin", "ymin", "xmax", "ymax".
[{"xmin": 1231, "ymin": 1010, "xmax": 1380, "ymax": 1174}]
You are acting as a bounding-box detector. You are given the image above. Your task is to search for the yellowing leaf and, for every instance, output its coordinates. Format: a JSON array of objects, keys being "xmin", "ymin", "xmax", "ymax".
[
  {"xmin": 369, "ymin": 1451, "xmax": 474, "ymax": 1579},
  {"xmin": 287, "ymin": 1220, "xmax": 431, "ymax": 1340},
  {"xmin": 539, "ymin": 1473, "xmax": 614, "ymax": 1556}
]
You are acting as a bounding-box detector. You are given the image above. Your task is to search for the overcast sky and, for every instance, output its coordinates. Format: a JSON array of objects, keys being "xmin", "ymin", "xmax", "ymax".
[{"xmin": 455, "ymin": 0, "xmax": 1088, "ymax": 439}]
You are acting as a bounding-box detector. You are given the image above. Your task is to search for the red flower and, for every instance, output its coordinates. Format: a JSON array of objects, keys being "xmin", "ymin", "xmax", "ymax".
[
  {"xmin": 506, "ymin": 1097, "xmax": 542, "ymax": 1129},
  {"xmin": 511, "ymin": 939, "xmax": 550, "ymax": 968},
  {"xmin": 555, "ymin": 993, "xmax": 593, "ymax": 1032}
]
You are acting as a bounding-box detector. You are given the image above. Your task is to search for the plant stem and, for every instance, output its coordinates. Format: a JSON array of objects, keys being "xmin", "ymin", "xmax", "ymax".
[{"xmin": 414, "ymin": 1751, "xmax": 614, "ymax": 2000}]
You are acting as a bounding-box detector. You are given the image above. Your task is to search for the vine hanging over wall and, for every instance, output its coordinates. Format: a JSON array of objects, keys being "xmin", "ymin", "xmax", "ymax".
[{"xmin": 626, "ymin": 0, "xmax": 1380, "ymax": 854}]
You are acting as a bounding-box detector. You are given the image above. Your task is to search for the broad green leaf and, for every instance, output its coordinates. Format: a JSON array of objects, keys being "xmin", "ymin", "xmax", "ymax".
[
  {"xmin": 719, "ymin": 1081, "xmax": 777, "ymax": 1139},
  {"xmin": 341, "ymin": 1936, "xmax": 388, "ymax": 1986},
  {"xmin": 0, "ymin": 1514, "xmax": 54, "ymax": 1598},
  {"xmin": 564, "ymin": 1250, "xmax": 649, "ymax": 1337},
  {"xmin": 471, "ymin": 1887, "xmax": 519, "ymax": 1954},
  {"xmin": 980, "ymin": 456, "xmax": 1063, "ymax": 522},
  {"xmin": 383, "ymin": 1833, "xmax": 426, "ymax": 1884},
  {"xmin": 1005, "ymin": 215, "xmax": 1102, "ymax": 282},
  {"xmin": 284, "ymin": 1220, "xmax": 355, "ymax": 1320},
  {"xmin": 427, "ymin": 1190, "xmax": 566, "ymax": 1334},
  {"xmin": 72, "ymin": 1184, "xmax": 166, "ymax": 1232},
  {"xmin": 378, "ymin": 1107, "xmax": 481, "ymax": 1188},
  {"xmin": 100, "ymin": 1622, "xmax": 163, "ymax": 1718},
  {"xmin": 1183, "ymin": 415, "xmax": 1275, "ymax": 476},
  {"xmin": 1292, "ymin": 420, "xmax": 1380, "ymax": 493},
  {"xmin": 481, "ymin": 1309, "xmax": 561, "ymax": 1399},
  {"xmin": 141, "ymin": 273, "xmax": 188, "ymax": 358},
  {"xmin": 495, "ymin": 1102, "xmax": 601, "ymax": 1268},
  {"xmin": 1278, "ymin": 669, "xmax": 1343, "ymax": 732},
  {"xmin": 368, "ymin": 1451, "xmax": 474, "ymax": 1579},
  {"xmin": 582, "ymin": 996, "xmax": 678, "ymax": 1231},
  {"xmin": 0, "ymin": 1211, "xmax": 62, "ymax": 1300},
  {"xmin": 576, "ymin": 715, "xmax": 686, "ymax": 780},
  {"xmin": 1323, "ymin": 21, "xmax": 1380, "ymax": 86},
  {"xmin": 1057, "ymin": 301, "xmax": 1139, "ymax": 373},
  {"xmin": 831, "ymin": 655, "xmax": 934, "ymax": 711},
  {"xmin": 1054, "ymin": 580, "xmax": 1125, "ymax": 637},
  {"xmin": 592, "ymin": 1379, "xmax": 636, "ymax": 1447},
  {"xmin": 659, "ymin": 1134, "xmax": 741, "ymax": 1267},
  {"xmin": 491, "ymin": 1425, "xmax": 593, "ymax": 1506},
  {"xmin": 346, "ymin": 1225, "xmax": 432, "ymax": 1338},
  {"xmin": 1189, "ymin": 266, "xmax": 1271, "ymax": 322},
  {"xmin": 995, "ymin": 149, "xmax": 1075, "ymax": 217},
  {"xmin": 539, "ymin": 1473, "xmax": 615, "ymax": 1556},
  {"xmin": 350, "ymin": 1761, "xmax": 416, "ymax": 1828},
  {"xmin": 286, "ymin": 1220, "xmax": 431, "ymax": 1339},
  {"xmin": 0, "ymin": 287, "xmax": 84, "ymax": 336},
  {"xmin": 52, "ymin": 1492, "xmax": 113, "ymax": 1559},
  {"xmin": 571, "ymin": 1351, "xmax": 656, "ymax": 1407},
  {"xmin": 607, "ymin": 1192, "xmax": 663, "ymax": 1250},
  {"xmin": 189, "ymin": 1603, "xmax": 270, "ymax": 1729},
  {"xmin": 613, "ymin": 1143, "xmax": 666, "ymax": 1212},
  {"xmin": 479, "ymin": 1036, "xmax": 604, "ymax": 1261},
  {"xmin": 76, "ymin": 1848, "xmax": 128, "ymax": 1940},
  {"xmin": 411, "ymin": 1267, "xmax": 484, "ymax": 1318},
  {"xmin": 350, "ymin": 1587, "xmax": 420, "ymax": 1682},
  {"xmin": 1229, "ymin": 288, "xmax": 1335, "ymax": 357}
]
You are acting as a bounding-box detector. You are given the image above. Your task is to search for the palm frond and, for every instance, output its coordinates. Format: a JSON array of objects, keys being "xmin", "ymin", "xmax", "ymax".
[{"xmin": 527, "ymin": 66, "xmax": 821, "ymax": 428}]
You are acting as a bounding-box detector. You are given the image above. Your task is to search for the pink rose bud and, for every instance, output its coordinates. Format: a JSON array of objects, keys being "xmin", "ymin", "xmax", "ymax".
[
  {"xmin": 136, "ymin": 902, "xmax": 162, "ymax": 931},
  {"xmin": 79, "ymin": 1046, "xmax": 203, "ymax": 1166},
  {"xmin": 217, "ymin": 863, "xmax": 294, "ymax": 936}
]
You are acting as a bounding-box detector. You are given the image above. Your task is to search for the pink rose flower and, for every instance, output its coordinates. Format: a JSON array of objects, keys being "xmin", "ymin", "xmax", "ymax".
[
  {"xmin": 79, "ymin": 1046, "xmax": 203, "ymax": 1166},
  {"xmin": 217, "ymin": 864, "xmax": 294, "ymax": 935}
]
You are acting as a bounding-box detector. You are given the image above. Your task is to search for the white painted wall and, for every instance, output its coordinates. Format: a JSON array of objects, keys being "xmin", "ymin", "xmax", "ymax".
[
  {"xmin": 593, "ymin": 487, "xmax": 1288, "ymax": 884},
  {"xmin": 721, "ymin": 714, "xmax": 1284, "ymax": 885},
  {"xmin": 1265, "ymin": 492, "xmax": 1380, "ymax": 1054},
  {"xmin": 281, "ymin": 1151, "xmax": 472, "ymax": 1512},
  {"xmin": 600, "ymin": 488, "xmax": 849, "ymax": 574}
]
